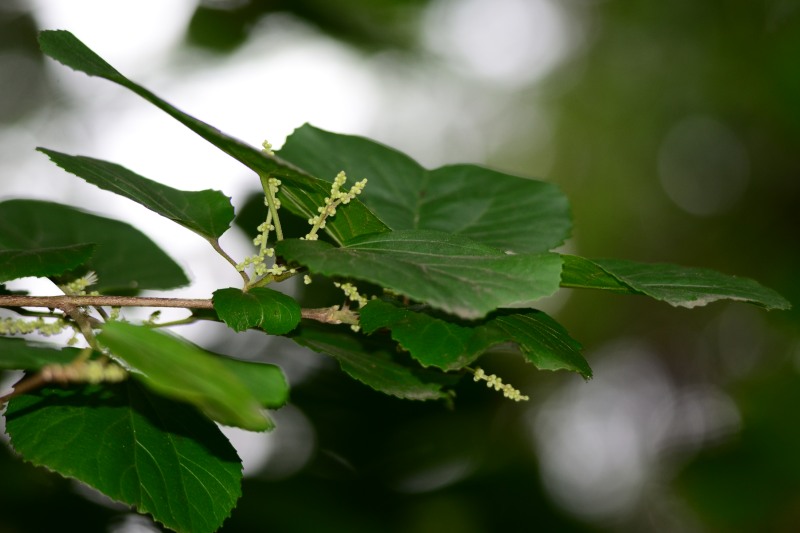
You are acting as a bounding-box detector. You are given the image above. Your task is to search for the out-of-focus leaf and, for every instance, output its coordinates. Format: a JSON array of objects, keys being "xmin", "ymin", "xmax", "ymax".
[
  {"xmin": 278, "ymin": 230, "xmax": 562, "ymax": 319},
  {"xmin": 279, "ymin": 124, "xmax": 571, "ymax": 253},
  {"xmin": 291, "ymin": 325, "xmax": 452, "ymax": 401},
  {"xmin": 212, "ymin": 287, "xmax": 301, "ymax": 334},
  {"xmin": 98, "ymin": 322, "xmax": 287, "ymax": 430},
  {"xmin": 0, "ymin": 200, "xmax": 188, "ymax": 292},
  {"xmin": 0, "ymin": 338, "xmax": 81, "ymax": 370},
  {"xmin": 37, "ymin": 30, "xmax": 388, "ymax": 245},
  {"xmin": 5, "ymin": 382, "xmax": 242, "ymax": 533},
  {"xmin": 561, "ymin": 255, "xmax": 791, "ymax": 310},
  {"xmin": 38, "ymin": 148, "xmax": 234, "ymax": 240},
  {"xmin": 0, "ymin": 244, "xmax": 94, "ymax": 283}
]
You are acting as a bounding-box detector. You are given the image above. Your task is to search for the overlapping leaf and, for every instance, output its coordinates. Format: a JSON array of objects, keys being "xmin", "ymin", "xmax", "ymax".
[
  {"xmin": 0, "ymin": 200, "xmax": 187, "ymax": 291},
  {"xmin": 0, "ymin": 244, "xmax": 95, "ymax": 283},
  {"xmin": 213, "ymin": 287, "xmax": 301, "ymax": 334},
  {"xmin": 277, "ymin": 230, "xmax": 563, "ymax": 319},
  {"xmin": 290, "ymin": 325, "xmax": 453, "ymax": 401},
  {"xmin": 98, "ymin": 322, "xmax": 287, "ymax": 431},
  {"xmin": 278, "ymin": 124, "xmax": 571, "ymax": 252},
  {"xmin": 360, "ymin": 300, "xmax": 591, "ymax": 377},
  {"xmin": 561, "ymin": 255, "xmax": 791, "ymax": 310},
  {"xmin": 38, "ymin": 148, "xmax": 235, "ymax": 240},
  {"xmin": 5, "ymin": 382, "xmax": 242, "ymax": 533},
  {"xmin": 0, "ymin": 338, "xmax": 81, "ymax": 370},
  {"xmin": 38, "ymin": 30, "xmax": 388, "ymax": 245}
]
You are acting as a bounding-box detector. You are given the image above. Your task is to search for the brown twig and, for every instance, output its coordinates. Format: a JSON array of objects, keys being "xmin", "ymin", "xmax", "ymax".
[{"xmin": 0, "ymin": 295, "xmax": 215, "ymax": 309}]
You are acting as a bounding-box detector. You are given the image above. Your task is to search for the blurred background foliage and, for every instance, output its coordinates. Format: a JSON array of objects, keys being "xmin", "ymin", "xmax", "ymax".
[{"xmin": 1, "ymin": 0, "xmax": 799, "ymax": 531}]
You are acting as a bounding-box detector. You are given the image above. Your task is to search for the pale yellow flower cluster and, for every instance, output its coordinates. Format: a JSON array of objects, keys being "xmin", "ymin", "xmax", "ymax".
[
  {"xmin": 0, "ymin": 317, "xmax": 67, "ymax": 336},
  {"xmin": 473, "ymin": 367, "xmax": 530, "ymax": 402},
  {"xmin": 60, "ymin": 271, "xmax": 99, "ymax": 296},
  {"xmin": 303, "ymin": 170, "xmax": 367, "ymax": 241}
]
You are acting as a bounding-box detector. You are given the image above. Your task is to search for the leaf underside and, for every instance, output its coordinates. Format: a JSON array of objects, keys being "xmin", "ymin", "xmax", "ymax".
[
  {"xmin": 38, "ymin": 148, "xmax": 235, "ymax": 241},
  {"xmin": 291, "ymin": 325, "xmax": 453, "ymax": 401},
  {"xmin": 360, "ymin": 300, "xmax": 591, "ymax": 378},
  {"xmin": 0, "ymin": 199, "xmax": 187, "ymax": 292},
  {"xmin": 0, "ymin": 244, "xmax": 95, "ymax": 283}
]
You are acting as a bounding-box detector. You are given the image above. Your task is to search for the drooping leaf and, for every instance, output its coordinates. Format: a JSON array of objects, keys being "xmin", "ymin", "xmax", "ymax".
[
  {"xmin": 37, "ymin": 30, "xmax": 388, "ymax": 244},
  {"xmin": 278, "ymin": 124, "xmax": 572, "ymax": 253},
  {"xmin": 277, "ymin": 230, "xmax": 563, "ymax": 319},
  {"xmin": 0, "ymin": 244, "xmax": 95, "ymax": 283},
  {"xmin": 291, "ymin": 325, "xmax": 453, "ymax": 401},
  {"xmin": 5, "ymin": 381, "xmax": 242, "ymax": 533},
  {"xmin": 484, "ymin": 311, "xmax": 591, "ymax": 378},
  {"xmin": 38, "ymin": 148, "xmax": 235, "ymax": 240},
  {"xmin": 212, "ymin": 287, "xmax": 301, "ymax": 334},
  {"xmin": 0, "ymin": 200, "xmax": 188, "ymax": 292},
  {"xmin": 98, "ymin": 322, "xmax": 287, "ymax": 430},
  {"xmin": 561, "ymin": 255, "xmax": 791, "ymax": 310},
  {"xmin": 0, "ymin": 338, "xmax": 81, "ymax": 370},
  {"xmin": 359, "ymin": 300, "xmax": 479, "ymax": 370},
  {"xmin": 360, "ymin": 300, "xmax": 591, "ymax": 377}
]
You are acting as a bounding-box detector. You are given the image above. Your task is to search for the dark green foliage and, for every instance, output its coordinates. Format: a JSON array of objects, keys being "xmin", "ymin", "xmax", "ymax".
[{"xmin": 0, "ymin": 30, "xmax": 789, "ymax": 532}]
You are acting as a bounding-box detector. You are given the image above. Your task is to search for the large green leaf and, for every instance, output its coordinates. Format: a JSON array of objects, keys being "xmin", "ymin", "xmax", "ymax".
[
  {"xmin": 0, "ymin": 200, "xmax": 188, "ymax": 292},
  {"xmin": 38, "ymin": 148, "xmax": 235, "ymax": 240},
  {"xmin": 561, "ymin": 255, "xmax": 791, "ymax": 310},
  {"xmin": 5, "ymin": 382, "xmax": 242, "ymax": 533},
  {"xmin": 212, "ymin": 287, "xmax": 301, "ymax": 334},
  {"xmin": 38, "ymin": 30, "xmax": 388, "ymax": 245},
  {"xmin": 277, "ymin": 230, "xmax": 563, "ymax": 319},
  {"xmin": 360, "ymin": 300, "xmax": 591, "ymax": 377},
  {"xmin": 290, "ymin": 325, "xmax": 452, "ymax": 401},
  {"xmin": 278, "ymin": 124, "xmax": 572, "ymax": 253},
  {"xmin": 0, "ymin": 338, "xmax": 81, "ymax": 370},
  {"xmin": 98, "ymin": 322, "xmax": 287, "ymax": 431},
  {"xmin": 0, "ymin": 244, "xmax": 95, "ymax": 283}
]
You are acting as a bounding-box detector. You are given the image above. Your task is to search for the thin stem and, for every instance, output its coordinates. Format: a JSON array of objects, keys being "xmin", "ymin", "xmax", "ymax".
[
  {"xmin": 207, "ymin": 237, "xmax": 250, "ymax": 285},
  {"xmin": 0, "ymin": 295, "xmax": 215, "ymax": 309},
  {"xmin": 144, "ymin": 316, "xmax": 199, "ymax": 328},
  {"xmin": 0, "ymin": 294, "xmax": 355, "ymax": 326},
  {"xmin": 0, "ymin": 373, "xmax": 46, "ymax": 406}
]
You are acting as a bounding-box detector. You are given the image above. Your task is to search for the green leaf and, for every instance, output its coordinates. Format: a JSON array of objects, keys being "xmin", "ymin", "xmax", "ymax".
[
  {"xmin": 98, "ymin": 322, "xmax": 287, "ymax": 430},
  {"xmin": 0, "ymin": 200, "xmax": 188, "ymax": 292},
  {"xmin": 0, "ymin": 244, "xmax": 95, "ymax": 283},
  {"xmin": 561, "ymin": 255, "xmax": 791, "ymax": 310},
  {"xmin": 38, "ymin": 30, "xmax": 388, "ymax": 245},
  {"xmin": 291, "ymin": 325, "xmax": 452, "ymax": 401},
  {"xmin": 277, "ymin": 230, "xmax": 563, "ymax": 319},
  {"xmin": 38, "ymin": 148, "xmax": 235, "ymax": 240},
  {"xmin": 5, "ymin": 382, "xmax": 242, "ymax": 533},
  {"xmin": 359, "ymin": 300, "xmax": 478, "ymax": 370},
  {"xmin": 278, "ymin": 124, "xmax": 572, "ymax": 253},
  {"xmin": 0, "ymin": 338, "xmax": 81, "ymax": 370},
  {"xmin": 485, "ymin": 312, "xmax": 591, "ymax": 378},
  {"xmin": 360, "ymin": 300, "xmax": 591, "ymax": 377},
  {"xmin": 212, "ymin": 287, "xmax": 301, "ymax": 334}
]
